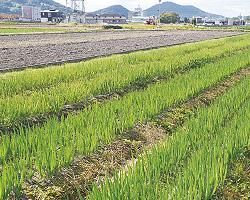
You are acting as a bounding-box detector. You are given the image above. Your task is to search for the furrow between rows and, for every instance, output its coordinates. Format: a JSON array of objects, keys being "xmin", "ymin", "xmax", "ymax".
[{"xmin": 87, "ymin": 73, "xmax": 249, "ymax": 200}]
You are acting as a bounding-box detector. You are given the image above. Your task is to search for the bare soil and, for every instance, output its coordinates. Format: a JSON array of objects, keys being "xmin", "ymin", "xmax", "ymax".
[{"xmin": 0, "ymin": 30, "xmax": 241, "ymax": 72}]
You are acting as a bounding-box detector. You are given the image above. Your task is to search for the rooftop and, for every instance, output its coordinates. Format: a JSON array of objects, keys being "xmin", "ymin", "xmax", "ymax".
[{"xmin": 41, "ymin": 10, "xmax": 61, "ymax": 13}]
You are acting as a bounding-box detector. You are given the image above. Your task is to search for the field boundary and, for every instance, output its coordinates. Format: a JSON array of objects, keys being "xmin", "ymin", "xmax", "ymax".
[
  {"xmin": 0, "ymin": 27, "xmax": 247, "ymax": 37},
  {"xmin": 0, "ymin": 32, "xmax": 244, "ymax": 74}
]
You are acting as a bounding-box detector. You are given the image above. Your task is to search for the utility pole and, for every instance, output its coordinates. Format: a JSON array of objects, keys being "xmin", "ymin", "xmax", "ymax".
[
  {"xmin": 158, "ymin": 0, "xmax": 161, "ymax": 24},
  {"xmin": 66, "ymin": 0, "xmax": 85, "ymax": 13}
]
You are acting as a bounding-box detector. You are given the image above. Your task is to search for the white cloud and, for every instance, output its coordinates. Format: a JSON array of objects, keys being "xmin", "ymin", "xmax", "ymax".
[{"xmin": 54, "ymin": 0, "xmax": 250, "ymax": 17}]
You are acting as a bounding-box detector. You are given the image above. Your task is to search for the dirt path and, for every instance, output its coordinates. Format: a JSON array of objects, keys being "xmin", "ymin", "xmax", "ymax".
[{"xmin": 0, "ymin": 30, "xmax": 241, "ymax": 72}]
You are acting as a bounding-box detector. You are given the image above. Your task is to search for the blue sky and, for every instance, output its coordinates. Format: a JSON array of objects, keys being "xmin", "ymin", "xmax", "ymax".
[{"xmin": 55, "ymin": 0, "xmax": 250, "ymax": 17}]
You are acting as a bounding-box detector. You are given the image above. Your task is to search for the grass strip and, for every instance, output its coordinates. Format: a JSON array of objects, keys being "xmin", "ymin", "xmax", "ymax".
[
  {"xmin": 122, "ymin": 24, "xmax": 250, "ymax": 32},
  {"xmin": 0, "ymin": 36, "xmax": 249, "ymax": 131},
  {"xmin": 19, "ymin": 68, "xmax": 249, "ymax": 200},
  {"xmin": 0, "ymin": 27, "xmax": 74, "ymax": 34},
  {"xmin": 87, "ymin": 75, "xmax": 249, "ymax": 200},
  {"xmin": 0, "ymin": 49, "xmax": 249, "ymax": 199}
]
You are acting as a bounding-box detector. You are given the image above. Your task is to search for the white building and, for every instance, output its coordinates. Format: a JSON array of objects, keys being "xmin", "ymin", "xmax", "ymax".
[
  {"xmin": 228, "ymin": 19, "xmax": 234, "ymax": 26},
  {"xmin": 128, "ymin": 5, "xmax": 144, "ymax": 22},
  {"xmin": 41, "ymin": 10, "xmax": 64, "ymax": 23},
  {"xmin": 133, "ymin": 5, "xmax": 143, "ymax": 17},
  {"xmin": 131, "ymin": 16, "xmax": 149, "ymax": 23},
  {"xmin": 215, "ymin": 20, "xmax": 223, "ymax": 26},
  {"xmin": 195, "ymin": 16, "xmax": 205, "ymax": 24},
  {"xmin": 65, "ymin": 13, "xmax": 127, "ymax": 24},
  {"xmin": 64, "ymin": 12, "xmax": 86, "ymax": 23},
  {"xmin": 21, "ymin": 6, "xmax": 41, "ymax": 22}
]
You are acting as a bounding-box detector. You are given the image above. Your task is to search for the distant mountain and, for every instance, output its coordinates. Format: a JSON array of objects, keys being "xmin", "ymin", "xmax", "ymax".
[
  {"xmin": 144, "ymin": 2, "xmax": 223, "ymax": 18},
  {"xmin": 91, "ymin": 2, "xmax": 222, "ymax": 19},
  {"xmin": 1, "ymin": 1, "xmax": 223, "ymax": 19},
  {"xmin": 92, "ymin": 5, "xmax": 130, "ymax": 18},
  {"xmin": 0, "ymin": 0, "xmax": 71, "ymax": 14}
]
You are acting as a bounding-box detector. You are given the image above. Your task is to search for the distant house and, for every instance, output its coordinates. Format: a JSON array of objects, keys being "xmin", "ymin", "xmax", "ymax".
[
  {"xmin": 65, "ymin": 12, "xmax": 86, "ymax": 23},
  {"xmin": 41, "ymin": 10, "xmax": 64, "ymax": 23},
  {"xmin": 128, "ymin": 5, "xmax": 144, "ymax": 21},
  {"xmin": 85, "ymin": 13, "xmax": 127, "ymax": 24},
  {"xmin": 226, "ymin": 19, "xmax": 245, "ymax": 26},
  {"xmin": 130, "ymin": 16, "xmax": 149, "ymax": 23},
  {"xmin": 101, "ymin": 14, "xmax": 127, "ymax": 24},
  {"xmin": 84, "ymin": 13, "xmax": 104, "ymax": 24},
  {"xmin": 227, "ymin": 19, "xmax": 234, "ymax": 26},
  {"xmin": 64, "ymin": 13, "xmax": 127, "ymax": 24},
  {"xmin": 195, "ymin": 16, "xmax": 204, "ymax": 24},
  {"xmin": 0, "ymin": 14, "xmax": 19, "ymax": 21},
  {"xmin": 203, "ymin": 19, "xmax": 226, "ymax": 26},
  {"xmin": 203, "ymin": 20, "xmax": 215, "ymax": 26},
  {"xmin": 21, "ymin": 6, "xmax": 41, "ymax": 22},
  {"xmin": 214, "ymin": 20, "xmax": 224, "ymax": 26}
]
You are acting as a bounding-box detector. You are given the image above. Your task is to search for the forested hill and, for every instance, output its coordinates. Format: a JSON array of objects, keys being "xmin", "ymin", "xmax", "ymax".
[
  {"xmin": 144, "ymin": 2, "xmax": 223, "ymax": 18},
  {"xmin": 0, "ymin": 0, "xmax": 70, "ymax": 14}
]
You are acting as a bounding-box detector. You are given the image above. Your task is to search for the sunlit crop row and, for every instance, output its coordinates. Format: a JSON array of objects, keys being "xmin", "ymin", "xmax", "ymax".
[
  {"xmin": 0, "ymin": 44, "xmax": 249, "ymax": 198},
  {"xmin": 0, "ymin": 34, "xmax": 247, "ymax": 97},
  {"xmin": 0, "ymin": 35, "xmax": 249, "ymax": 128},
  {"xmin": 88, "ymin": 77, "xmax": 250, "ymax": 200}
]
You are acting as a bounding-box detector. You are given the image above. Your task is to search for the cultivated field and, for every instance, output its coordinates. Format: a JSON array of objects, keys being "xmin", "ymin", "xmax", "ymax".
[
  {"xmin": 1, "ymin": 22, "xmax": 250, "ymax": 35},
  {"xmin": 0, "ymin": 30, "xmax": 241, "ymax": 72},
  {"xmin": 0, "ymin": 32, "xmax": 249, "ymax": 199}
]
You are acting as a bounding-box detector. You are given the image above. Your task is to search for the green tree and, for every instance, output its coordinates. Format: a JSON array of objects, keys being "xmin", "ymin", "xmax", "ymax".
[
  {"xmin": 245, "ymin": 16, "xmax": 250, "ymax": 21},
  {"xmin": 160, "ymin": 12, "xmax": 180, "ymax": 24}
]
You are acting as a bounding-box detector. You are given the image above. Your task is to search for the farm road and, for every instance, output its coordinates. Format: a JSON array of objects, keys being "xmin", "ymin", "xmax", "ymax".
[{"xmin": 0, "ymin": 30, "xmax": 242, "ymax": 72}]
